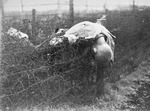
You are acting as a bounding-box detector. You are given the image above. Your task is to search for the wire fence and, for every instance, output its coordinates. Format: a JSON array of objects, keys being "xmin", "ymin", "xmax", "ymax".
[
  {"xmin": 4, "ymin": 2, "xmax": 104, "ymax": 10},
  {"xmin": 3, "ymin": 1, "xmax": 134, "ymax": 19},
  {"xmin": 1, "ymin": 27, "xmax": 96, "ymax": 110},
  {"xmin": 3, "ymin": 34, "xmax": 148, "ymax": 110},
  {"xmin": 1, "ymin": 6, "xmax": 150, "ymax": 111},
  {"xmin": 1, "ymin": 28, "xmax": 149, "ymax": 110}
]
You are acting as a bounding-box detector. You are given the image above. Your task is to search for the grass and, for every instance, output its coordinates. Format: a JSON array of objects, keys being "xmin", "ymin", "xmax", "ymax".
[{"xmin": 1, "ymin": 9, "xmax": 150, "ymax": 111}]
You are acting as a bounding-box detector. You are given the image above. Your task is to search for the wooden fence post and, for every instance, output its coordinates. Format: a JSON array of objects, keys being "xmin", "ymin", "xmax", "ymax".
[
  {"xmin": 86, "ymin": 0, "xmax": 88, "ymax": 13},
  {"xmin": 32, "ymin": 9, "xmax": 36, "ymax": 44},
  {"xmin": 69, "ymin": 0, "xmax": 74, "ymax": 27},
  {"xmin": 0, "ymin": 0, "xmax": 4, "ymax": 17},
  {"xmin": 132, "ymin": 0, "xmax": 135, "ymax": 15},
  {"xmin": 0, "ymin": 0, "xmax": 2, "ymax": 64},
  {"xmin": 20, "ymin": 0, "xmax": 24, "ymax": 13}
]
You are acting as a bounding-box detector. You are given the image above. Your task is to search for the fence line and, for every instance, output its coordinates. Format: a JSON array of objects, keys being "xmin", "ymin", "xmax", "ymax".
[
  {"xmin": 1, "ymin": 27, "xmax": 149, "ymax": 109},
  {"xmin": 4, "ymin": 3, "xmax": 102, "ymax": 8},
  {"xmin": 32, "ymin": 35, "xmax": 150, "ymax": 109},
  {"xmin": 1, "ymin": 2, "xmax": 148, "ymax": 110},
  {"xmin": 0, "ymin": 42, "xmax": 86, "ymax": 79},
  {"xmin": 4, "ymin": 2, "xmax": 105, "ymax": 15}
]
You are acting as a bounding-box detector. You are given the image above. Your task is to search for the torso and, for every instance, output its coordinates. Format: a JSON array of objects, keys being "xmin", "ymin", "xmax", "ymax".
[{"xmin": 92, "ymin": 36, "xmax": 113, "ymax": 65}]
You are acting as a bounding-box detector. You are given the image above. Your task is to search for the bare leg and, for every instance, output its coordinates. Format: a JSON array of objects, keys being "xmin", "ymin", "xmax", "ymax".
[{"xmin": 96, "ymin": 64, "xmax": 105, "ymax": 96}]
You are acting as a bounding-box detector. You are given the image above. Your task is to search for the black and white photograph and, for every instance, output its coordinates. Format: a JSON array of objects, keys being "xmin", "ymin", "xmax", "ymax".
[{"xmin": 0, "ymin": 0, "xmax": 150, "ymax": 110}]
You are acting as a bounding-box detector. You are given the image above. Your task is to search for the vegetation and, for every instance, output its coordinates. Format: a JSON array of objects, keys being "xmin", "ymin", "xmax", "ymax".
[{"xmin": 1, "ymin": 9, "xmax": 150, "ymax": 111}]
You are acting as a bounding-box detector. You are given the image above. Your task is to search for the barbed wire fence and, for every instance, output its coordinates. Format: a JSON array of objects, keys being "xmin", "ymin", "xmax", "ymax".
[
  {"xmin": 1, "ymin": 18, "xmax": 150, "ymax": 111},
  {"xmin": 3, "ymin": 0, "xmax": 137, "ymax": 18},
  {"xmin": 0, "ymin": 23, "xmax": 98, "ymax": 110},
  {"xmin": 3, "ymin": 0, "xmax": 108, "ymax": 45},
  {"xmin": 1, "ymin": 0, "xmax": 150, "ymax": 111}
]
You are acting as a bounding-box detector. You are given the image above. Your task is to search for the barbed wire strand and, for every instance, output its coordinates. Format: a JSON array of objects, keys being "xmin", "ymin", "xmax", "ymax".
[
  {"xmin": 0, "ymin": 75, "xmax": 59, "ymax": 99},
  {"xmin": 31, "ymin": 81, "xmax": 83, "ymax": 111},
  {"xmin": 5, "ymin": 3, "xmax": 99, "ymax": 8},
  {"xmin": 1, "ymin": 36, "xmax": 149, "ymax": 82},
  {"xmin": 0, "ymin": 50, "xmax": 85, "ymax": 79},
  {"xmin": 1, "ymin": 23, "xmax": 150, "ymax": 110},
  {"xmin": 29, "ymin": 35, "xmax": 150, "ymax": 109}
]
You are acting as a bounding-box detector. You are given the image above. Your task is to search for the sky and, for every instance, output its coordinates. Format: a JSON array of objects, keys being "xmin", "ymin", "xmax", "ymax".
[{"xmin": 3, "ymin": 0, "xmax": 150, "ymax": 12}]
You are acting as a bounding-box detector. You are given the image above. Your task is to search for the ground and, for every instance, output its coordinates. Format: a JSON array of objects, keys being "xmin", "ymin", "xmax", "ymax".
[
  {"xmin": 54, "ymin": 49, "xmax": 150, "ymax": 111},
  {"xmin": 2, "ymin": 10, "xmax": 150, "ymax": 111},
  {"xmin": 13, "ymin": 49, "xmax": 150, "ymax": 111}
]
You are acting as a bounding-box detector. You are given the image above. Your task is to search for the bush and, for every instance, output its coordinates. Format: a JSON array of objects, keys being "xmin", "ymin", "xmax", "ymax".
[{"xmin": 1, "ymin": 9, "xmax": 150, "ymax": 110}]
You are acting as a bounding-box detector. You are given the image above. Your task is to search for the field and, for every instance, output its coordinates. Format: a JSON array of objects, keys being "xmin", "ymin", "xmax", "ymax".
[{"xmin": 1, "ymin": 9, "xmax": 150, "ymax": 111}]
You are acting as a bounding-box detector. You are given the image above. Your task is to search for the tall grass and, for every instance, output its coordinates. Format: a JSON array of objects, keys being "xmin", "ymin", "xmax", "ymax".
[{"xmin": 1, "ymin": 9, "xmax": 150, "ymax": 110}]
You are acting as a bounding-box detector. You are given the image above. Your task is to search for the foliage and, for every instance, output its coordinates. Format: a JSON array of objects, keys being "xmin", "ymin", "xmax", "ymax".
[{"xmin": 1, "ymin": 9, "xmax": 150, "ymax": 110}]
